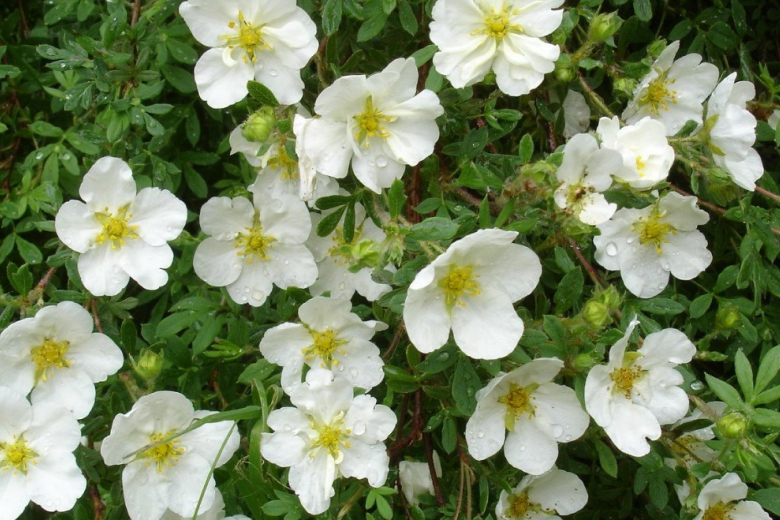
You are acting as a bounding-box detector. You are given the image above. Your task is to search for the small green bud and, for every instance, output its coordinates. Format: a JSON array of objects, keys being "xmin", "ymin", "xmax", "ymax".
[
  {"xmin": 583, "ymin": 301, "xmax": 610, "ymax": 330},
  {"xmin": 716, "ymin": 304, "xmax": 741, "ymax": 330},
  {"xmin": 588, "ymin": 12, "xmax": 622, "ymax": 43},
  {"xmin": 554, "ymin": 54, "xmax": 575, "ymax": 83},
  {"xmin": 717, "ymin": 412, "xmax": 749, "ymax": 439},
  {"xmin": 613, "ymin": 78, "xmax": 638, "ymax": 99},
  {"xmin": 241, "ymin": 106, "xmax": 276, "ymax": 143},
  {"xmin": 133, "ymin": 349, "xmax": 164, "ymax": 381},
  {"xmin": 647, "ymin": 40, "xmax": 667, "ymax": 58},
  {"xmin": 380, "ymin": 230, "xmax": 405, "ymax": 267},
  {"xmin": 344, "ymin": 239, "xmax": 381, "ymax": 272},
  {"xmin": 573, "ymin": 353, "xmax": 597, "ymax": 371}
]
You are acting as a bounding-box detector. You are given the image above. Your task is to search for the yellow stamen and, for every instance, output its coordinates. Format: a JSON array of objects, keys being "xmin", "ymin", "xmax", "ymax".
[
  {"xmin": 353, "ymin": 97, "xmax": 393, "ymax": 147},
  {"xmin": 0, "ymin": 437, "xmax": 37, "ymax": 474},
  {"xmin": 140, "ymin": 431, "xmax": 186, "ymax": 472},
  {"xmin": 702, "ymin": 501, "xmax": 733, "ymax": 520},
  {"xmin": 639, "ymin": 77, "xmax": 678, "ymax": 115},
  {"xmin": 498, "ymin": 383, "xmax": 537, "ymax": 431},
  {"xmin": 302, "ymin": 329, "xmax": 346, "ymax": 368},
  {"xmin": 507, "ymin": 492, "xmax": 531, "ymax": 518},
  {"xmin": 223, "ymin": 11, "xmax": 270, "ymax": 64},
  {"xmin": 439, "ymin": 265, "xmax": 481, "ymax": 307},
  {"xmin": 610, "ymin": 365, "xmax": 643, "ymax": 398},
  {"xmin": 633, "ymin": 209, "xmax": 675, "ymax": 254},
  {"xmin": 474, "ymin": 6, "xmax": 523, "ymax": 39},
  {"xmin": 267, "ymin": 146, "xmax": 299, "ymax": 180},
  {"xmin": 635, "ymin": 156, "xmax": 646, "ymax": 177},
  {"xmin": 95, "ymin": 205, "xmax": 138, "ymax": 249},
  {"xmin": 235, "ymin": 217, "xmax": 275, "ymax": 263},
  {"xmin": 31, "ymin": 338, "xmax": 70, "ymax": 382}
]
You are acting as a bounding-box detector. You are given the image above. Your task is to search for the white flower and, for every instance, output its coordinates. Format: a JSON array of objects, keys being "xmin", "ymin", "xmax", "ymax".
[
  {"xmin": 55, "ymin": 157, "xmax": 187, "ymax": 297},
  {"xmin": 398, "ymin": 452, "xmax": 442, "ymax": 506},
  {"xmin": 0, "ymin": 301, "xmax": 123, "ymax": 420},
  {"xmin": 596, "ymin": 116, "xmax": 674, "ymax": 190},
  {"xmin": 584, "ymin": 318, "xmax": 695, "ymax": 457},
  {"xmin": 404, "ymin": 229, "xmax": 541, "ymax": 359},
  {"xmin": 294, "ymin": 58, "xmax": 443, "ymax": 193},
  {"xmin": 429, "ymin": 0, "xmax": 563, "ymax": 96},
  {"xmin": 466, "ymin": 358, "xmax": 589, "ymax": 475},
  {"xmin": 495, "ymin": 468, "xmax": 588, "ymax": 520},
  {"xmin": 259, "ymin": 296, "xmax": 387, "ymax": 392},
  {"xmin": 193, "ymin": 190, "xmax": 317, "ymax": 307},
  {"xmin": 179, "ymin": 0, "xmax": 317, "ymax": 108},
  {"xmin": 307, "ymin": 204, "xmax": 392, "ymax": 301},
  {"xmin": 623, "ymin": 41, "xmax": 718, "ymax": 136},
  {"xmin": 562, "ymin": 90, "xmax": 591, "ymax": 139},
  {"xmin": 554, "ymin": 134, "xmax": 622, "ymax": 225},
  {"xmin": 593, "ymin": 191, "xmax": 712, "ymax": 299},
  {"xmin": 694, "ymin": 473, "xmax": 771, "ymax": 520},
  {"xmin": 260, "ymin": 369, "xmax": 396, "ymax": 515},
  {"xmin": 705, "ymin": 73, "xmax": 764, "ymax": 190},
  {"xmin": 159, "ymin": 489, "xmax": 250, "ymax": 520},
  {"xmin": 100, "ymin": 391, "xmax": 240, "ymax": 520},
  {"xmin": 0, "ymin": 388, "xmax": 85, "ymax": 520}
]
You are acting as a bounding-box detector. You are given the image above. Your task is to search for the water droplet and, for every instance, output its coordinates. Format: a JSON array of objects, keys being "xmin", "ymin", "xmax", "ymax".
[
  {"xmin": 337, "ymin": 364, "xmax": 345, "ymax": 372},
  {"xmin": 605, "ymin": 242, "xmax": 618, "ymax": 256},
  {"xmin": 352, "ymin": 421, "xmax": 366, "ymax": 435},
  {"xmin": 376, "ymin": 155, "xmax": 388, "ymax": 168},
  {"xmin": 626, "ymin": 237, "xmax": 635, "ymax": 244},
  {"xmin": 564, "ymin": 434, "xmax": 572, "ymax": 441},
  {"xmin": 338, "ymin": 282, "xmax": 346, "ymax": 290},
  {"xmin": 61, "ymin": 153, "xmax": 71, "ymax": 160},
  {"xmin": 690, "ymin": 381, "xmax": 704, "ymax": 391},
  {"xmin": 477, "ymin": 430, "xmax": 485, "ymax": 438},
  {"xmin": 35, "ymin": 152, "xmax": 43, "ymax": 160},
  {"xmin": 283, "ymin": 424, "xmax": 292, "ymax": 431},
  {"xmin": 661, "ymin": 262, "xmax": 671, "ymax": 271},
  {"xmin": 439, "ymin": 353, "xmax": 449, "ymax": 361},
  {"xmin": 240, "ymin": 295, "xmax": 249, "ymax": 302},
  {"xmin": 551, "ymin": 424, "xmax": 564, "ymax": 439},
  {"xmin": 519, "ymin": 445, "xmax": 526, "ymax": 451},
  {"xmin": 269, "ymin": 69, "xmax": 278, "ymax": 77},
  {"xmin": 283, "ymin": 259, "xmax": 290, "ymax": 265},
  {"xmin": 252, "ymin": 290, "xmax": 264, "ymax": 301}
]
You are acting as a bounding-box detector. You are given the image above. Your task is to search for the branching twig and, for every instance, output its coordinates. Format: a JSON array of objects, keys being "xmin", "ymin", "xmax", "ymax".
[
  {"xmin": 577, "ymin": 71, "xmax": 615, "ymax": 118},
  {"xmin": 90, "ymin": 298, "xmax": 103, "ymax": 333},
  {"xmin": 567, "ymin": 238, "xmax": 605, "ymax": 288},
  {"xmin": 755, "ymin": 186, "xmax": 780, "ymax": 204},
  {"xmin": 35, "ymin": 268, "xmax": 56, "ymax": 290},
  {"xmin": 423, "ymin": 432, "xmax": 445, "ymax": 506}
]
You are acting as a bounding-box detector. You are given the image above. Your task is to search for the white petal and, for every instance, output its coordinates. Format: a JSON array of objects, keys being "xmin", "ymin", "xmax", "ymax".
[
  {"xmin": 67, "ymin": 332, "xmax": 123, "ymax": 382},
  {"xmin": 193, "ymin": 238, "xmax": 244, "ymax": 287},
  {"xmin": 26, "ymin": 401, "xmax": 82, "ymax": 452},
  {"xmin": 260, "ymin": 431, "xmax": 308, "ymax": 467},
  {"xmin": 265, "ymin": 244, "xmax": 318, "ymax": 289},
  {"xmin": 129, "ymin": 188, "xmax": 187, "ymax": 246},
  {"xmin": 0, "ymin": 388, "xmax": 31, "ymax": 443},
  {"xmin": 119, "ymin": 241, "xmax": 174, "ymax": 291},
  {"xmin": 351, "ymin": 147, "xmax": 406, "ymax": 194},
  {"xmin": 526, "ymin": 469, "xmax": 588, "ymax": 515},
  {"xmin": 334, "ymin": 339, "xmax": 384, "ymax": 391},
  {"xmin": 339, "ymin": 440, "xmax": 390, "ymax": 487},
  {"xmin": 730, "ymin": 500, "xmax": 772, "ymax": 520},
  {"xmin": 639, "ymin": 328, "xmax": 696, "ymax": 366},
  {"xmin": 403, "ymin": 286, "xmax": 452, "ymax": 354},
  {"xmin": 123, "ymin": 462, "xmax": 170, "ymax": 520},
  {"xmin": 258, "ymin": 192, "xmax": 311, "ymax": 244},
  {"xmin": 25, "ymin": 451, "xmax": 85, "ymax": 513},
  {"xmin": 0, "ymin": 470, "xmax": 29, "ymax": 520},
  {"xmin": 465, "ymin": 399, "xmax": 506, "ymax": 460},
  {"xmin": 55, "ymin": 200, "xmax": 101, "ymax": 253},
  {"xmin": 77, "ymin": 244, "xmax": 129, "ymax": 297},
  {"xmin": 178, "ymin": 415, "xmax": 239, "ymax": 467},
  {"xmin": 504, "ymin": 419, "xmax": 558, "ymax": 475},
  {"xmin": 296, "ymin": 118, "xmax": 352, "ymax": 180},
  {"xmin": 604, "ymin": 398, "xmax": 660, "ymax": 457},
  {"xmin": 661, "ymin": 231, "xmax": 712, "ymax": 281},
  {"xmin": 344, "ymin": 395, "xmax": 396, "ymax": 444},
  {"xmin": 698, "ymin": 473, "xmax": 747, "ymax": 510},
  {"xmin": 194, "ymin": 48, "xmax": 254, "ymax": 109},
  {"xmin": 30, "ymin": 368, "xmax": 96, "ymax": 420},
  {"xmin": 178, "ymin": 0, "xmax": 237, "ymax": 47},
  {"xmin": 199, "ymin": 196, "xmax": 255, "ymax": 240},
  {"xmin": 451, "ymin": 288, "xmax": 524, "ymax": 359},
  {"xmin": 226, "ymin": 262, "xmax": 274, "ymax": 306},
  {"xmin": 532, "ymin": 383, "xmax": 589, "ymax": 442},
  {"xmin": 164, "ymin": 453, "xmax": 218, "ymax": 517},
  {"xmin": 288, "ymin": 450, "xmax": 336, "ymax": 515},
  {"xmin": 253, "ymin": 55, "xmax": 305, "ymax": 106},
  {"xmin": 34, "ymin": 301, "xmax": 94, "ymax": 343},
  {"xmin": 80, "ymin": 157, "xmax": 137, "ymax": 213},
  {"xmin": 633, "ymin": 367, "xmax": 689, "ymax": 425}
]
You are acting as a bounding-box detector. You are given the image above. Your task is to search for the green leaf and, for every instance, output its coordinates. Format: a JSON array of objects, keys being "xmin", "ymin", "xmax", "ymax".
[
  {"xmin": 648, "ymin": 475, "xmax": 668, "ymax": 509},
  {"xmin": 408, "ymin": 217, "xmax": 458, "ymax": 241},
  {"xmin": 411, "ymin": 45, "xmax": 437, "ymax": 67},
  {"xmin": 190, "ymin": 405, "xmax": 262, "ymax": 426},
  {"xmin": 45, "ymin": 0, "xmax": 78, "ymax": 25},
  {"xmin": 398, "ymin": 1, "xmax": 418, "ymax": 35},
  {"xmin": 753, "ymin": 385, "xmax": 780, "ymax": 406},
  {"xmin": 754, "ymin": 488, "xmax": 780, "ymax": 516},
  {"xmin": 754, "ymin": 346, "xmax": 780, "ymax": 396},
  {"xmin": 388, "ymin": 179, "xmax": 407, "ymax": 219},
  {"xmin": 689, "ymin": 294, "xmax": 713, "ymax": 319},
  {"xmin": 375, "ymin": 495, "xmax": 393, "ymax": 520},
  {"xmin": 315, "ymin": 195, "xmax": 352, "ymax": 210},
  {"xmin": 161, "ymin": 65, "xmax": 196, "ymax": 93},
  {"xmin": 322, "ymin": 0, "xmax": 343, "ymax": 35},
  {"xmin": 478, "ymin": 196, "xmax": 491, "ymax": 229},
  {"xmin": 238, "ymin": 359, "xmax": 276, "ymax": 385},
  {"xmin": 632, "ymin": 0, "xmax": 652, "ymax": 21},
  {"xmin": 120, "ymin": 320, "xmax": 137, "ymax": 352},
  {"xmin": 343, "ymin": 201, "xmax": 356, "ymax": 244},
  {"xmin": 705, "ymin": 373, "xmax": 745, "ymax": 410},
  {"xmin": 441, "ymin": 416, "xmax": 457, "ymax": 454},
  {"xmin": 518, "ymin": 134, "xmax": 534, "ymax": 164},
  {"xmin": 543, "ymin": 315, "xmax": 566, "ymax": 349},
  {"xmin": 165, "ymin": 39, "xmax": 198, "ymax": 65},
  {"xmin": 15, "ymin": 236, "xmax": 43, "ymax": 265},
  {"xmin": 753, "ymin": 408, "xmax": 780, "ymax": 429},
  {"xmin": 357, "ymin": 12, "xmax": 389, "ymax": 42},
  {"xmin": 554, "ymin": 268, "xmax": 584, "ymax": 314},
  {"xmin": 707, "ymin": 21, "xmax": 738, "ymax": 50},
  {"xmin": 262, "ymin": 501, "xmax": 290, "ymax": 517},
  {"xmin": 29, "ymin": 121, "xmax": 64, "ymax": 138},
  {"xmin": 246, "ymin": 80, "xmax": 280, "ymax": 107},
  {"xmin": 452, "ymin": 355, "xmax": 480, "ymax": 416},
  {"xmin": 156, "ymin": 311, "xmax": 200, "ymax": 338},
  {"xmin": 316, "ymin": 207, "xmax": 346, "ymax": 237},
  {"xmin": 636, "ymin": 298, "xmax": 686, "ymax": 316},
  {"xmin": 734, "ymin": 349, "xmax": 754, "ymax": 400},
  {"xmin": 416, "ymin": 344, "xmax": 458, "ymax": 374},
  {"xmin": 595, "ymin": 440, "xmax": 618, "ymax": 477}
]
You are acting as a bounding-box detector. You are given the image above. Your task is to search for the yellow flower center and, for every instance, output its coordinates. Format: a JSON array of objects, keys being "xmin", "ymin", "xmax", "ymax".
[
  {"xmin": 235, "ymin": 219, "xmax": 275, "ymax": 263},
  {"xmin": 312, "ymin": 419, "xmax": 351, "ymax": 461},
  {"xmin": 225, "ymin": 11, "xmax": 269, "ymax": 63},
  {"xmin": 140, "ymin": 431, "xmax": 186, "ymax": 472},
  {"xmin": 635, "ymin": 156, "xmax": 646, "ymax": 177},
  {"xmin": 0, "ymin": 437, "xmax": 38, "ymax": 474},
  {"xmin": 475, "ymin": 6, "xmax": 523, "ymax": 39},
  {"xmin": 507, "ymin": 492, "xmax": 531, "ymax": 518},
  {"xmin": 354, "ymin": 97, "xmax": 393, "ymax": 146},
  {"xmin": 439, "ymin": 265, "xmax": 481, "ymax": 307},
  {"xmin": 639, "ymin": 77, "xmax": 678, "ymax": 115},
  {"xmin": 31, "ymin": 338, "xmax": 70, "ymax": 382},
  {"xmin": 610, "ymin": 365, "xmax": 643, "ymax": 398},
  {"xmin": 95, "ymin": 205, "xmax": 138, "ymax": 249},
  {"xmin": 498, "ymin": 383, "xmax": 537, "ymax": 431},
  {"xmin": 302, "ymin": 329, "xmax": 346, "ymax": 368},
  {"xmin": 267, "ymin": 146, "xmax": 299, "ymax": 181},
  {"xmin": 702, "ymin": 501, "xmax": 733, "ymax": 520},
  {"xmin": 633, "ymin": 210, "xmax": 675, "ymax": 254}
]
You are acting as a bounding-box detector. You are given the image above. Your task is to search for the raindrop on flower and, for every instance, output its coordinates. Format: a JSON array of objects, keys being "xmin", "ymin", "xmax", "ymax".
[
  {"xmin": 605, "ymin": 242, "xmax": 618, "ymax": 256},
  {"xmin": 252, "ymin": 290, "xmax": 264, "ymax": 301},
  {"xmin": 376, "ymin": 155, "xmax": 388, "ymax": 168},
  {"xmin": 477, "ymin": 430, "xmax": 485, "ymax": 438},
  {"xmin": 352, "ymin": 421, "xmax": 366, "ymax": 435},
  {"xmin": 551, "ymin": 424, "xmax": 564, "ymax": 438}
]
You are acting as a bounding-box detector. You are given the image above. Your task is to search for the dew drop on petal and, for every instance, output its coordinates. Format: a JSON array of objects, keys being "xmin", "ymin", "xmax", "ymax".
[
  {"xmin": 352, "ymin": 421, "xmax": 366, "ymax": 435},
  {"xmin": 338, "ymin": 282, "xmax": 346, "ymax": 290},
  {"xmin": 564, "ymin": 434, "xmax": 572, "ymax": 442},
  {"xmin": 661, "ymin": 262, "xmax": 671, "ymax": 271},
  {"xmin": 551, "ymin": 424, "xmax": 564, "ymax": 439},
  {"xmin": 269, "ymin": 69, "xmax": 278, "ymax": 77},
  {"xmin": 626, "ymin": 237, "xmax": 635, "ymax": 244},
  {"xmin": 519, "ymin": 445, "xmax": 526, "ymax": 451},
  {"xmin": 252, "ymin": 290, "xmax": 264, "ymax": 301},
  {"xmin": 376, "ymin": 155, "xmax": 388, "ymax": 168},
  {"xmin": 605, "ymin": 242, "xmax": 618, "ymax": 256},
  {"xmin": 477, "ymin": 430, "xmax": 485, "ymax": 438}
]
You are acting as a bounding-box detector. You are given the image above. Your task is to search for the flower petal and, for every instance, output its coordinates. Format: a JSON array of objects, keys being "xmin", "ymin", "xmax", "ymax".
[
  {"xmin": 339, "ymin": 439, "xmax": 390, "ymax": 487},
  {"xmin": 77, "ymin": 244, "xmax": 130, "ymax": 297},
  {"xmin": 80, "ymin": 157, "xmax": 137, "ymax": 213},
  {"xmin": 466, "ymin": 399, "xmax": 506, "ymax": 460},
  {"xmin": 193, "ymin": 238, "xmax": 244, "ymax": 287},
  {"xmin": 129, "ymin": 188, "xmax": 187, "ymax": 247},
  {"xmin": 504, "ymin": 418, "xmax": 558, "ymax": 475},
  {"xmin": 193, "ymin": 48, "xmax": 254, "ymax": 109},
  {"xmin": 451, "ymin": 288, "xmax": 524, "ymax": 359},
  {"xmin": 55, "ymin": 200, "xmax": 101, "ymax": 253},
  {"xmin": 118, "ymin": 241, "xmax": 174, "ymax": 291},
  {"xmin": 25, "ymin": 451, "xmax": 85, "ymax": 513}
]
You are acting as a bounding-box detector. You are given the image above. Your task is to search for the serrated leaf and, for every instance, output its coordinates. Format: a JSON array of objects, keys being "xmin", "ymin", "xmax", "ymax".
[
  {"xmin": 316, "ymin": 207, "xmax": 346, "ymax": 237},
  {"xmin": 755, "ymin": 346, "xmax": 780, "ymax": 396},
  {"xmin": 705, "ymin": 373, "xmax": 745, "ymax": 410},
  {"xmin": 734, "ymin": 349, "xmax": 754, "ymax": 400},
  {"xmin": 322, "ymin": 0, "xmax": 343, "ymax": 35},
  {"xmin": 388, "ymin": 179, "xmax": 407, "ymax": 219},
  {"xmin": 246, "ymin": 80, "xmax": 280, "ymax": 107}
]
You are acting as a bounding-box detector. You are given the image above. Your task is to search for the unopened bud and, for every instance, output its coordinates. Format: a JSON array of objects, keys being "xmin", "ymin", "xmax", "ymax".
[
  {"xmin": 613, "ymin": 78, "xmax": 637, "ymax": 99},
  {"xmin": 345, "ymin": 239, "xmax": 381, "ymax": 272},
  {"xmin": 716, "ymin": 304, "xmax": 741, "ymax": 331},
  {"xmin": 554, "ymin": 54, "xmax": 575, "ymax": 83},
  {"xmin": 573, "ymin": 353, "xmax": 597, "ymax": 371},
  {"xmin": 380, "ymin": 229, "xmax": 405, "ymax": 267},
  {"xmin": 241, "ymin": 107, "xmax": 276, "ymax": 143},
  {"xmin": 583, "ymin": 301, "xmax": 610, "ymax": 330},
  {"xmin": 133, "ymin": 349, "xmax": 164, "ymax": 381},
  {"xmin": 647, "ymin": 40, "xmax": 667, "ymax": 58},
  {"xmin": 589, "ymin": 12, "xmax": 622, "ymax": 43},
  {"xmin": 717, "ymin": 412, "xmax": 748, "ymax": 439}
]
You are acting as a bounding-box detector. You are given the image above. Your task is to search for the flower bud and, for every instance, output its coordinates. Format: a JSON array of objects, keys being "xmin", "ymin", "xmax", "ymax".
[
  {"xmin": 588, "ymin": 12, "xmax": 622, "ymax": 43},
  {"xmin": 613, "ymin": 78, "xmax": 637, "ymax": 99},
  {"xmin": 717, "ymin": 412, "xmax": 748, "ymax": 439},
  {"xmin": 133, "ymin": 348, "xmax": 164, "ymax": 382},
  {"xmin": 345, "ymin": 239, "xmax": 381, "ymax": 272},
  {"xmin": 573, "ymin": 353, "xmax": 597, "ymax": 371},
  {"xmin": 583, "ymin": 301, "xmax": 610, "ymax": 330},
  {"xmin": 554, "ymin": 54, "xmax": 575, "ymax": 83},
  {"xmin": 241, "ymin": 106, "xmax": 276, "ymax": 143},
  {"xmin": 647, "ymin": 40, "xmax": 667, "ymax": 58},
  {"xmin": 716, "ymin": 304, "xmax": 741, "ymax": 330},
  {"xmin": 380, "ymin": 229, "xmax": 406, "ymax": 266}
]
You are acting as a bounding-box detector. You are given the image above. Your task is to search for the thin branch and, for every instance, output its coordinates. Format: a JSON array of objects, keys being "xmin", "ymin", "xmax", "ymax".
[
  {"xmin": 90, "ymin": 298, "xmax": 103, "ymax": 333},
  {"xmin": 755, "ymin": 185, "xmax": 780, "ymax": 204},
  {"xmin": 382, "ymin": 322, "xmax": 406, "ymax": 361},
  {"xmin": 423, "ymin": 432, "xmax": 445, "ymax": 507},
  {"xmin": 35, "ymin": 267, "xmax": 56, "ymax": 290},
  {"xmin": 577, "ymin": 71, "xmax": 615, "ymax": 118},
  {"xmin": 130, "ymin": 0, "xmax": 142, "ymax": 26},
  {"xmin": 567, "ymin": 238, "xmax": 605, "ymax": 288}
]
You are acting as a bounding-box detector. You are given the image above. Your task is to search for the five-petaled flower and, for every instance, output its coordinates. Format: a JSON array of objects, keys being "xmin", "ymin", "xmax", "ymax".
[
  {"xmin": 495, "ymin": 468, "xmax": 588, "ymax": 520},
  {"xmin": 55, "ymin": 157, "xmax": 187, "ymax": 297},
  {"xmin": 693, "ymin": 473, "xmax": 770, "ymax": 520}
]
